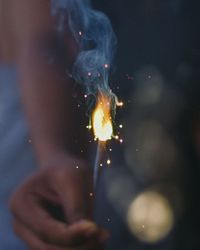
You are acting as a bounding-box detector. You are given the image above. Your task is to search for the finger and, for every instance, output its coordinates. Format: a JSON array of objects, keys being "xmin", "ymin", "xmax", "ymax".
[
  {"xmin": 10, "ymin": 189, "xmax": 96, "ymax": 247},
  {"xmin": 58, "ymin": 166, "xmax": 93, "ymax": 223},
  {"xmin": 13, "ymin": 219, "xmax": 70, "ymax": 250},
  {"xmin": 62, "ymin": 221, "xmax": 109, "ymax": 248},
  {"xmin": 67, "ymin": 223, "xmax": 109, "ymax": 249},
  {"xmin": 10, "ymin": 189, "xmax": 69, "ymax": 245},
  {"xmin": 13, "ymin": 219, "xmax": 103, "ymax": 250}
]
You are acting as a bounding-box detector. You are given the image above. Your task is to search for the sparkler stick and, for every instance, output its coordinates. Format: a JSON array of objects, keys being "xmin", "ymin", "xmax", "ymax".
[
  {"xmin": 94, "ymin": 142, "xmax": 101, "ymax": 186},
  {"xmin": 93, "ymin": 142, "xmax": 103, "ymax": 187}
]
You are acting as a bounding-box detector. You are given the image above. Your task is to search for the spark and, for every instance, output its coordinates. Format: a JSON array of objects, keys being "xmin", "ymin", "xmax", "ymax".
[
  {"xmin": 117, "ymin": 101, "xmax": 124, "ymax": 107},
  {"xmin": 119, "ymin": 124, "xmax": 123, "ymax": 128},
  {"xmin": 107, "ymin": 159, "xmax": 111, "ymax": 165},
  {"xmin": 104, "ymin": 64, "xmax": 109, "ymax": 69},
  {"xmin": 86, "ymin": 125, "xmax": 92, "ymax": 130}
]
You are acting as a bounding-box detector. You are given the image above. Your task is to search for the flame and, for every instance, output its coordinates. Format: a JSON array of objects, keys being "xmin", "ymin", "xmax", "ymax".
[{"xmin": 92, "ymin": 95, "xmax": 113, "ymax": 142}]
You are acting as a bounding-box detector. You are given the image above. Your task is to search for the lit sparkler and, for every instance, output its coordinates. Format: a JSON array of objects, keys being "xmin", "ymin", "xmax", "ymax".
[
  {"xmin": 92, "ymin": 94, "xmax": 112, "ymax": 186},
  {"xmin": 91, "ymin": 92, "xmax": 123, "ymax": 187}
]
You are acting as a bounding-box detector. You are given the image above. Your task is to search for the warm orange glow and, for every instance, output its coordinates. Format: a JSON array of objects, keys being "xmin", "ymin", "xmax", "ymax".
[{"xmin": 92, "ymin": 95, "xmax": 113, "ymax": 142}]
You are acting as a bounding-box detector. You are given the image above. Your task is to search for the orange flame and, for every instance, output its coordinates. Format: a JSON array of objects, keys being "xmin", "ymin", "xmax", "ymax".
[{"xmin": 92, "ymin": 95, "xmax": 113, "ymax": 142}]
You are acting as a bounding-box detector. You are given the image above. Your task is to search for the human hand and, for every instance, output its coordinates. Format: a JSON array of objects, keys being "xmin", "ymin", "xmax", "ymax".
[{"xmin": 10, "ymin": 154, "xmax": 108, "ymax": 250}]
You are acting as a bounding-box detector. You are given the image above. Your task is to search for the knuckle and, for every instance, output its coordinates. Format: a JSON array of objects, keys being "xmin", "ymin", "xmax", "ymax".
[{"xmin": 36, "ymin": 225, "xmax": 59, "ymax": 244}]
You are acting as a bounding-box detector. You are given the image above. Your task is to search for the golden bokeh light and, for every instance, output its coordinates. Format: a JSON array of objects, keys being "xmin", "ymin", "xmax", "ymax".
[{"xmin": 127, "ymin": 191, "xmax": 174, "ymax": 243}]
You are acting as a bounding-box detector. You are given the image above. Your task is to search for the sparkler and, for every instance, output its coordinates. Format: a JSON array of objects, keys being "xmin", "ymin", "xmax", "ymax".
[
  {"xmin": 92, "ymin": 94, "xmax": 113, "ymax": 186},
  {"xmin": 91, "ymin": 93, "xmax": 123, "ymax": 187}
]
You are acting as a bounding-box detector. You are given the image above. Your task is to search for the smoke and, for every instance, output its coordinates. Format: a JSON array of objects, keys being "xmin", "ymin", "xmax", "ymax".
[{"xmin": 51, "ymin": 0, "xmax": 117, "ymax": 99}]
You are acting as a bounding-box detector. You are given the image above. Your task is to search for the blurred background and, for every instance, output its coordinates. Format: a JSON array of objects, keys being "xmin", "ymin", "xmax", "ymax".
[
  {"xmin": 0, "ymin": 0, "xmax": 199, "ymax": 249},
  {"xmin": 92, "ymin": 0, "xmax": 200, "ymax": 249}
]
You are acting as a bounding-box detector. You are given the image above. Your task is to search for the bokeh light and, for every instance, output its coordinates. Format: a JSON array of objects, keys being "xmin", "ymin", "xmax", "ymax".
[{"xmin": 127, "ymin": 191, "xmax": 174, "ymax": 243}]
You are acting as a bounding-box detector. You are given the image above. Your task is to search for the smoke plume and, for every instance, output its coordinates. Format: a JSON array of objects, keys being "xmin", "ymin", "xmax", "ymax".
[{"xmin": 51, "ymin": 0, "xmax": 117, "ymax": 100}]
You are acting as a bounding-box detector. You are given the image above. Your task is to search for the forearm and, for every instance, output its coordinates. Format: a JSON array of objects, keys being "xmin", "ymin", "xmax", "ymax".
[{"xmin": 17, "ymin": 35, "xmax": 88, "ymax": 166}]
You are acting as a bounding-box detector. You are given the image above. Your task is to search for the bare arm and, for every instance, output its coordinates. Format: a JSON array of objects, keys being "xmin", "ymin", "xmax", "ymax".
[
  {"xmin": 9, "ymin": 1, "xmax": 108, "ymax": 248},
  {"xmin": 11, "ymin": 0, "xmax": 88, "ymax": 166}
]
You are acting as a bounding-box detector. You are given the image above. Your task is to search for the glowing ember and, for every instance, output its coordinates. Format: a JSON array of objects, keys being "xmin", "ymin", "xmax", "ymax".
[
  {"xmin": 86, "ymin": 125, "xmax": 92, "ymax": 130},
  {"xmin": 107, "ymin": 159, "xmax": 111, "ymax": 165},
  {"xmin": 92, "ymin": 95, "xmax": 113, "ymax": 142},
  {"xmin": 117, "ymin": 101, "xmax": 124, "ymax": 107}
]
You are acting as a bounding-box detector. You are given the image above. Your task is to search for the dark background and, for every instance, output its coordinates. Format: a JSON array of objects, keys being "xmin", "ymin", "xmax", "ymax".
[{"xmin": 91, "ymin": 1, "xmax": 200, "ymax": 250}]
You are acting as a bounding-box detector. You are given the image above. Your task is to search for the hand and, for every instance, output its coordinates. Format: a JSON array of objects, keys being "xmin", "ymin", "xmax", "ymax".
[{"xmin": 9, "ymin": 154, "xmax": 109, "ymax": 250}]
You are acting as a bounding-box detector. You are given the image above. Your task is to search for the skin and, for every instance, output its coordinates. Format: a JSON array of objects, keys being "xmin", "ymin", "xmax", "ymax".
[{"xmin": 0, "ymin": 0, "xmax": 108, "ymax": 249}]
